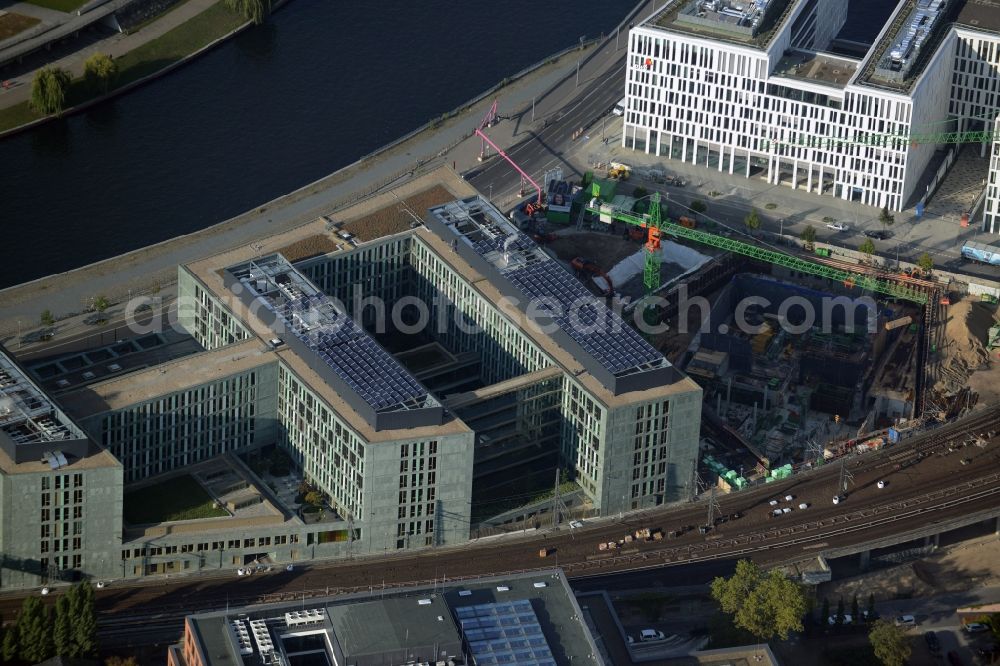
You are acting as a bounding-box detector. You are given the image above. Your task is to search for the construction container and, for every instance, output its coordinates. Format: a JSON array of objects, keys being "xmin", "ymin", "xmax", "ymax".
[{"xmin": 815, "ymin": 247, "xmax": 831, "ymax": 257}]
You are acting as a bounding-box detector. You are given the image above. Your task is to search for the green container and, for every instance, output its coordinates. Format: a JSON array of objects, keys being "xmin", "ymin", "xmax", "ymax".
[
  {"xmin": 547, "ymin": 210, "xmax": 570, "ymax": 225},
  {"xmin": 815, "ymin": 248, "xmax": 831, "ymax": 257}
]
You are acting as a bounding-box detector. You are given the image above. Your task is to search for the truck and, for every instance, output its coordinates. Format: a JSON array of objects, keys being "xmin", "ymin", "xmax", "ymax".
[
  {"xmin": 571, "ymin": 257, "xmax": 614, "ymax": 297},
  {"xmin": 961, "ymin": 241, "xmax": 1000, "ymax": 266}
]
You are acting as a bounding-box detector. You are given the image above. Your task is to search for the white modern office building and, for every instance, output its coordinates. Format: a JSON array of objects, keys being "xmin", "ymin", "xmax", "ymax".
[{"xmin": 622, "ymin": 0, "xmax": 1000, "ymax": 217}]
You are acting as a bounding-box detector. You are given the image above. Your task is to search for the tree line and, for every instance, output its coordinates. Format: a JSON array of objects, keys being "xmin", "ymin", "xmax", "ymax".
[{"xmin": 1, "ymin": 580, "xmax": 98, "ymax": 665}]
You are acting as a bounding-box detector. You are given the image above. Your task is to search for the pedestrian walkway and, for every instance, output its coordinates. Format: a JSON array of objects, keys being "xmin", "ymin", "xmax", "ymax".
[{"xmin": 0, "ymin": 0, "xmax": 220, "ymax": 110}]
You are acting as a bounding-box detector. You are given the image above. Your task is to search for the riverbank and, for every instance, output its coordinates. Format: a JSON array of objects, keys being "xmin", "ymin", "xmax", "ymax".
[
  {"xmin": 0, "ymin": 36, "xmax": 607, "ymax": 338},
  {"xmin": 0, "ymin": 0, "xmax": 280, "ymax": 137}
]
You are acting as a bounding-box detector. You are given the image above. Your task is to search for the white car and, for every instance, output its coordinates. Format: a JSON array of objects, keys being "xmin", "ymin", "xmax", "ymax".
[
  {"xmin": 833, "ymin": 495, "xmax": 843, "ymax": 505},
  {"xmin": 964, "ymin": 622, "xmax": 988, "ymax": 633},
  {"xmin": 895, "ymin": 615, "xmax": 916, "ymax": 627},
  {"xmin": 772, "ymin": 509, "xmax": 783, "ymax": 517},
  {"xmin": 569, "ymin": 520, "xmax": 584, "ymax": 529},
  {"xmin": 40, "ymin": 587, "xmax": 50, "ymax": 596},
  {"xmin": 782, "ymin": 507, "xmax": 792, "ymax": 514},
  {"xmin": 798, "ymin": 503, "xmax": 809, "ymax": 510},
  {"xmin": 826, "ymin": 222, "xmax": 850, "ymax": 232},
  {"xmin": 784, "ymin": 494, "xmax": 794, "ymax": 501},
  {"xmin": 877, "ymin": 480, "xmax": 886, "ymax": 489},
  {"xmin": 828, "ymin": 614, "xmax": 853, "ymax": 625},
  {"xmin": 286, "ymin": 564, "xmax": 295, "ymax": 572},
  {"xmin": 769, "ymin": 499, "xmax": 779, "ymax": 506},
  {"xmin": 237, "ymin": 568, "xmax": 246, "ymax": 576},
  {"xmin": 640, "ymin": 629, "xmax": 666, "ymax": 642},
  {"xmin": 96, "ymin": 581, "xmax": 106, "ymax": 589}
]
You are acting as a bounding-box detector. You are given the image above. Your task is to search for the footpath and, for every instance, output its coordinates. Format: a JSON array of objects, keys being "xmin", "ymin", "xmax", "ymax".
[
  {"xmin": 0, "ymin": 0, "xmax": 220, "ymax": 110},
  {"xmin": 0, "ymin": 0, "xmax": 660, "ymax": 342}
]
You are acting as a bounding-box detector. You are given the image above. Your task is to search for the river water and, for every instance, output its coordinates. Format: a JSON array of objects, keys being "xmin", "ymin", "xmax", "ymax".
[
  {"xmin": 0, "ymin": 0, "xmax": 897, "ymax": 288},
  {"xmin": 0, "ymin": 0, "xmax": 634, "ymax": 287}
]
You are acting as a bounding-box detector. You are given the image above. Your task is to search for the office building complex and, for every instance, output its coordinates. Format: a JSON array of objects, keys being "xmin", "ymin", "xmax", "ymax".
[
  {"xmin": 622, "ymin": 0, "xmax": 1000, "ymax": 216},
  {"xmin": 26, "ymin": 171, "xmax": 701, "ymax": 585},
  {"xmin": 0, "ymin": 348, "xmax": 122, "ymax": 589},
  {"xmin": 167, "ymin": 570, "xmax": 602, "ymax": 666}
]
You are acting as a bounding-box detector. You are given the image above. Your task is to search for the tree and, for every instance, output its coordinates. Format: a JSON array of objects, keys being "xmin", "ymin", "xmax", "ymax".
[
  {"xmin": 835, "ymin": 597, "xmax": 846, "ymax": 626},
  {"xmin": 690, "ymin": 199, "xmax": 707, "ymax": 216},
  {"xmin": 851, "ymin": 594, "xmax": 860, "ymax": 626},
  {"xmin": 869, "ymin": 619, "xmax": 911, "ymax": 666},
  {"xmin": 859, "ymin": 238, "xmax": 876, "ymax": 259},
  {"xmin": 66, "ymin": 582, "xmax": 83, "ymax": 657},
  {"xmin": 744, "ymin": 208, "xmax": 761, "ymax": 232},
  {"xmin": 40, "ymin": 309, "xmax": 55, "ymax": 327},
  {"xmin": 879, "ymin": 206, "xmax": 895, "ymax": 230},
  {"xmin": 73, "ymin": 580, "xmax": 98, "ymax": 657},
  {"xmin": 820, "ymin": 597, "xmax": 830, "ymax": 625},
  {"xmin": 93, "ymin": 295, "xmax": 110, "ymax": 313},
  {"xmin": 18, "ymin": 595, "xmax": 53, "ymax": 663},
  {"xmin": 304, "ymin": 490, "xmax": 324, "ymax": 507},
  {"xmin": 711, "ymin": 560, "xmax": 807, "ymax": 641},
  {"xmin": 918, "ymin": 252, "xmax": 934, "ymax": 273},
  {"xmin": 30, "ymin": 67, "xmax": 71, "ymax": 115},
  {"xmin": 867, "ymin": 593, "xmax": 877, "ymax": 623},
  {"xmin": 224, "ymin": 0, "xmax": 271, "ymax": 24},
  {"xmin": 801, "ymin": 224, "xmax": 817, "ymax": 250},
  {"xmin": 84, "ymin": 53, "xmax": 118, "ymax": 94},
  {"xmin": 55, "ymin": 595, "xmax": 73, "ymax": 656},
  {"xmin": 1, "ymin": 622, "xmax": 17, "ymax": 663}
]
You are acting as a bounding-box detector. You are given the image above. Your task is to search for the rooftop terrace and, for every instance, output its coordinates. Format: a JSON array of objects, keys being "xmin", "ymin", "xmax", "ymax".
[
  {"xmin": 772, "ymin": 50, "xmax": 859, "ymax": 88},
  {"xmin": 648, "ymin": 0, "xmax": 798, "ymax": 49}
]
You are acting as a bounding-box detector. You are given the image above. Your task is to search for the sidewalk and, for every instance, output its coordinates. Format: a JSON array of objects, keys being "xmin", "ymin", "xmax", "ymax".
[
  {"xmin": 0, "ymin": 7, "xmax": 648, "ymax": 340},
  {"xmin": 569, "ymin": 118, "xmax": 994, "ymax": 274},
  {"xmin": 0, "ymin": 0, "xmax": 219, "ymax": 110}
]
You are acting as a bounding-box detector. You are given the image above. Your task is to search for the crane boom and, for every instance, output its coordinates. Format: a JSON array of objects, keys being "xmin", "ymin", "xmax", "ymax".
[
  {"xmin": 584, "ymin": 193, "xmax": 929, "ymax": 305},
  {"xmin": 474, "ymin": 128, "xmax": 544, "ymax": 205},
  {"xmin": 764, "ymin": 129, "xmax": 999, "ymax": 151}
]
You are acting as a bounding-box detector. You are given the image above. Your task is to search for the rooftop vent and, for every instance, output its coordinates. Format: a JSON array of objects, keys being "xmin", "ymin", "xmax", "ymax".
[
  {"xmin": 458, "ymin": 590, "xmax": 472, "ymax": 597},
  {"xmin": 496, "ymin": 586, "xmax": 510, "ymax": 592},
  {"xmin": 533, "ymin": 582, "xmax": 548, "ymax": 588},
  {"xmin": 418, "ymin": 599, "xmax": 432, "ymax": 605}
]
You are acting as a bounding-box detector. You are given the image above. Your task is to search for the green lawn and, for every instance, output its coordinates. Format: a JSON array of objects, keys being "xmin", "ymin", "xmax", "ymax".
[
  {"xmin": 124, "ymin": 474, "xmax": 227, "ymax": 524},
  {"xmin": 23, "ymin": 0, "xmax": 90, "ymax": 13},
  {"xmin": 0, "ymin": 2, "xmax": 244, "ymax": 133},
  {"xmin": 0, "ymin": 12, "xmax": 41, "ymax": 41}
]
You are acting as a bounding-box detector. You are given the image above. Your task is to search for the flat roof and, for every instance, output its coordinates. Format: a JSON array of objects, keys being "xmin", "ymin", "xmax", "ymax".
[
  {"xmin": 956, "ymin": 0, "xmax": 1000, "ymax": 32},
  {"xmin": 772, "ymin": 50, "xmax": 859, "ymax": 88},
  {"xmin": 58, "ymin": 340, "xmax": 273, "ymax": 417},
  {"xmin": 647, "ymin": 0, "xmax": 800, "ymax": 49},
  {"xmin": 418, "ymin": 203, "xmax": 700, "ymax": 407},
  {"xmin": 178, "ymin": 570, "xmax": 600, "ymax": 666},
  {"xmin": 1, "ymin": 349, "xmax": 85, "ymax": 446},
  {"xmin": 0, "ymin": 439, "xmax": 119, "ymax": 475}
]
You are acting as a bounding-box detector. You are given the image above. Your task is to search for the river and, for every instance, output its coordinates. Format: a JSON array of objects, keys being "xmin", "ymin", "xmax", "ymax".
[{"xmin": 0, "ymin": 0, "xmax": 898, "ymax": 288}]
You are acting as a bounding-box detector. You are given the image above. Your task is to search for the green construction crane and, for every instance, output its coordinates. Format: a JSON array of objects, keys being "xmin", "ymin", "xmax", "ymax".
[{"xmin": 584, "ymin": 192, "xmax": 928, "ymax": 305}]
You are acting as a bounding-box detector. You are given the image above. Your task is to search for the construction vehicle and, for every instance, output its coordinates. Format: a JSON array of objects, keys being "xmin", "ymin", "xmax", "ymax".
[
  {"xmin": 584, "ymin": 189, "xmax": 929, "ymax": 305},
  {"xmin": 571, "ymin": 257, "xmax": 614, "ymax": 297},
  {"xmin": 677, "ymin": 215, "xmax": 696, "ymax": 229},
  {"xmin": 532, "ymin": 232, "xmax": 558, "ymax": 244},
  {"xmin": 608, "ymin": 161, "xmax": 632, "ymax": 180}
]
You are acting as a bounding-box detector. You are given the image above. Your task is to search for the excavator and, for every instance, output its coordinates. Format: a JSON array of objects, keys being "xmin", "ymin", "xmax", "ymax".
[{"xmin": 571, "ymin": 257, "xmax": 615, "ymax": 297}]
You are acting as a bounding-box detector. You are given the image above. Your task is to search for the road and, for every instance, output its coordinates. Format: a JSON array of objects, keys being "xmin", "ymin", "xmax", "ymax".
[
  {"xmin": 468, "ymin": 55, "xmax": 627, "ymax": 204},
  {"xmin": 3, "ymin": 406, "xmax": 997, "ymax": 650}
]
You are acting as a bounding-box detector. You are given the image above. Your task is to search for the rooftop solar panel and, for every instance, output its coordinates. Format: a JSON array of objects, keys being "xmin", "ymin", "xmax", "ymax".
[
  {"xmin": 227, "ymin": 255, "xmax": 429, "ymax": 415},
  {"xmin": 456, "ymin": 600, "xmax": 557, "ymax": 666}
]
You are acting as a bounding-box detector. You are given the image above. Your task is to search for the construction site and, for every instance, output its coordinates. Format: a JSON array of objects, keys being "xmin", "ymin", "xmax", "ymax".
[{"xmin": 482, "ymin": 118, "xmax": 1000, "ymax": 497}]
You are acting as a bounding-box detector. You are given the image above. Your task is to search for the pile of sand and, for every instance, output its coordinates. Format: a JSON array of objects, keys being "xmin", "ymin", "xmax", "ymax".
[{"xmin": 941, "ymin": 298, "xmax": 994, "ymax": 372}]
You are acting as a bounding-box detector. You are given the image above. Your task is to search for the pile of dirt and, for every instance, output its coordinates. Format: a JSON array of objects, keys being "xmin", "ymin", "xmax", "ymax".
[{"xmin": 936, "ymin": 298, "xmax": 995, "ymax": 392}]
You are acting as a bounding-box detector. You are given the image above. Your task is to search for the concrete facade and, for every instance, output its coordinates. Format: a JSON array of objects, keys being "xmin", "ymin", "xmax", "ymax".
[{"xmin": 623, "ymin": 0, "xmax": 1000, "ymax": 216}]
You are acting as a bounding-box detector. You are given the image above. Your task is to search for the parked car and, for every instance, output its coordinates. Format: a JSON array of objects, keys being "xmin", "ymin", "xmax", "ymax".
[
  {"xmin": 798, "ymin": 503, "xmax": 810, "ymax": 510},
  {"xmin": 640, "ymin": 629, "xmax": 666, "ymax": 642},
  {"xmin": 569, "ymin": 520, "xmax": 584, "ymax": 529},
  {"xmin": 864, "ymin": 230, "xmax": 889, "ymax": 239},
  {"xmin": 826, "ymin": 222, "xmax": 850, "ymax": 232},
  {"xmin": 964, "ymin": 622, "xmax": 989, "ymax": 633},
  {"xmin": 895, "ymin": 615, "xmax": 916, "ymax": 627},
  {"xmin": 833, "ymin": 495, "xmax": 845, "ymax": 505},
  {"xmin": 828, "ymin": 614, "xmax": 853, "ymax": 625},
  {"xmin": 40, "ymin": 587, "xmax": 50, "ymax": 596},
  {"xmin": 924, "ymin": 631, "xmax": 941, "ymax": 654},
  {"xmin": 286, "ymin": 564, "xmax": 295, "ymax": 572}
]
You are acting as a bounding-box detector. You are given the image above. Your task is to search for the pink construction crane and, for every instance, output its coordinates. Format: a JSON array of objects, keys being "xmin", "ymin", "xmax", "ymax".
[{"xmin": 474, "ymin": 104, "xmax": 544, "ymax": 207}]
